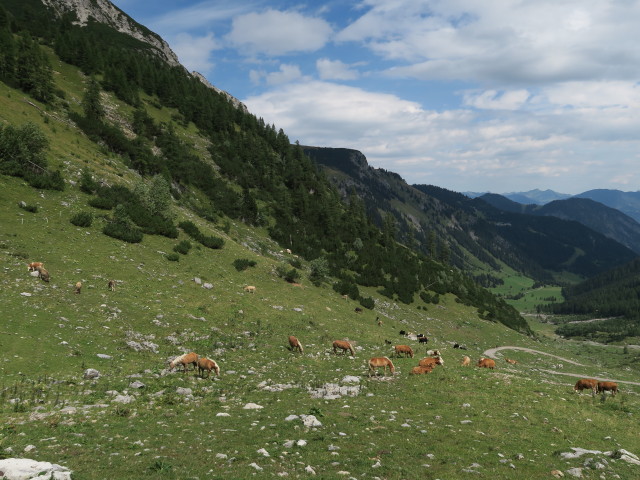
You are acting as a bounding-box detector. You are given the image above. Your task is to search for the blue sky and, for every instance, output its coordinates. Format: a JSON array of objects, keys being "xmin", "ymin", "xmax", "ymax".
[{"xmin": 110, "ymin": 0, "xmax": 640, "ymax": 195}]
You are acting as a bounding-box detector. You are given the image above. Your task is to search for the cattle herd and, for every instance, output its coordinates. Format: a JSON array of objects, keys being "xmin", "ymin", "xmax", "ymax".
[{"xmin": 26, "ymin": 261, "xmax": 621, "ymax": 396}]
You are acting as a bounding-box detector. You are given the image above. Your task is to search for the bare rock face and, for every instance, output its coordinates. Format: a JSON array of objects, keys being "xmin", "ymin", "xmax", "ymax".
[{"xmin": 41, "ymin": 0, "xmax": 181, "ymax": 67}]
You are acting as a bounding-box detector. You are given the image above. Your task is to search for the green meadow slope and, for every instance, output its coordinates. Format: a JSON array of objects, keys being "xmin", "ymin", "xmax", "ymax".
[{"xmin": 3, "ymin": 172, "xmax": 640, "ymax": 479}]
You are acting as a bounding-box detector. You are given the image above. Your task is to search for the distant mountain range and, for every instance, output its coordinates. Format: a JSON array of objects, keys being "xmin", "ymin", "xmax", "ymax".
[
  {"xmin": 466, "ymin": 188, "xmax": 640, "ymax": 223},
  {"xmin": 304, "ymin": 146, "xmax": 638, "ymax": 284}
]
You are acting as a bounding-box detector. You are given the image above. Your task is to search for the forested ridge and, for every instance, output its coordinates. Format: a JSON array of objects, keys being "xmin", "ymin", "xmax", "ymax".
[{"xmin": 0, "ymin": 1, "xmax": 531, "ymax": 334}]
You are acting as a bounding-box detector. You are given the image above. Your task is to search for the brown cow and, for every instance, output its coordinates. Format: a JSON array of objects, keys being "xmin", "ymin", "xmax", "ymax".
[
  {"xmin": 169, "ymin": 352, "xmax": 199, "ymax": 373},
  {"xmin": 108, "ymin": 280, "xmax": 116, "ymax": 291},
  {"xmin": 243, "ymin": 285, "xmax": 256, "ymax": 294},
  {"xmin": 288, "ymin": 335, "xmax": 303, "ymax": 353},
  {"xmin": 28, "ymin": 262, "xmax": 44, "ymax": 271},
  {"xmin": 597, "ymin": 381, "xmax": 618, "ymax": 396},
  {"xmin": 368, "ymin": 357, "xmax": 395, "ymax": 376},
  {"xmin": 461, "ymin": 355, "xmax": 471, "ymax": 366},
  {"xmin": 418, "ymin": 356, "xmax": 444, "ymax": 368},
  {"xmin": 394, "ymin": 345, "xmax": 414, "ymax": 358},
  {"xmin": 410, "ymin": 365, "xmax": 434, "ymax": 375},
  {"xmin": 505, "ymin": 358, "xmax": 518, "ymax": 365},
  {"xmin": 333, "ymin": 340, "xmax": 355, "ymax": 356},
  {"xmin": 477, "ymin": 358, "xmax": 496, "ymax": 369},
  {"xmin": 574, "ymin": 378, "xmax": 597, "ymax": 395},
  {"xmin": 197, "ymin": 357, "xmax": 220, "ymax": 378},
  {"xmin": 36, "ymin": 266, "xmax": 50, "ymax": 282},
  {"xmin": 74, "ymin": 281, "xmax": 82, "ymax": 294}
]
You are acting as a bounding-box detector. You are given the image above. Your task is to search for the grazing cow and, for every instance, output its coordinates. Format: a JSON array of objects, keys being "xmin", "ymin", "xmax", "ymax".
[
  {"xmin": 36, "ymin": 266, "xmax": 50, "ymax": 282},
  {"xmin": 197, "ymin": 357, "xmax": 220, "ymax": 378},
  {"xmin": 410, "ymin": 365, "xmax": 434, "ymax": 375},
  {"xmin": 288, "ymin": 335, "xmax": 304, "ymax": 353},
  {"xmin": 477, "ymin": 358, "xmax": 496, "ymax": 369},
  {"xmin": 74, "ymin": 281, "xmax": 82, "ymax": 294},
  {"xmin": 418, "ymin": 356, "xmax": 444, "ymax": 368},
  {"xmin": 368, "ymin": 357, "xmax": 395, "ymax": 376},
  {"xmin": 426, "ymin": 349, "xmax": 441, "ymax": 357},
  {"xmin": 505, "ymin": 358, "xmax": 518, "ymax": 365},
  {"xmin": 377, "ymin": 317, "xmax": 383, "ymax": 327},
  {"xmin": 169, "ymin": 352, "xmax": 199, "ymax": 373},
  {"xmin": 597, "ymin": 381, "xmax": 618, "ymax": 396},
  {"xmin": 108, "ymin": 280, "xmax": 116, "ymax": 291},
  {"xmin": 394, "ymin": 345, "xmax": 414, "ymax": 358},
  {"xmin": 243, "ymin": 285, "xmax": 256, "ymax": 294},
  {"xmin": 399, "ymin": 330, "xmax": 406, "ymax": 336},
  {"xmin": 418, "ymin": 336, "xmax": 429, "ymax": 344},
  {"xmin": 354, "ymin": 307, "xmax": 363, "ymax": 313},
  {"xmin": 333, "ymin": 340, "xmax": 355, "ymax": 356},
  {"xmin": 461, "ymin": 355, "xmax": 471, "ymax": 366},
  {"xmin": 28, "ymin": 262, "xmax": 44, "ymax": 271},
  {"xmin": 574, "ymin": 378, "xmax": 598, "ymax": 395}
]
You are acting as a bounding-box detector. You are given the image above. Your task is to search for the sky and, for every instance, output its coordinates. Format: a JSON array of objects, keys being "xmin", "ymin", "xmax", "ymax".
[{"xmin": 109, "ymin": 0, "xmax": 640, "ymax": 195}]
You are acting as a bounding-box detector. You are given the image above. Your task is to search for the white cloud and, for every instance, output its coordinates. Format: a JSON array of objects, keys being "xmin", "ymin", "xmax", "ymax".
[
  {"xmin": 463, "ymin": 89, "xmax": 531, "ymax": 110},
  {"xmin": 266, "ymin": 64, "xmax": 305, "ymax": 85},
  {"xmin": 145, "ymin": 1, "xmax": 254, "ymax": 32},
  {"xmin": 316, "ymin": 58, "xmax": 359, "ymax": 80},
  {"xmin": 226, "ymin": 9, "xmax": 333, "ymax": 56},
  {"xmin": 170, "ymin": 32, "xmax": 219, "ymax": 73},
  {"xmin": 342, "ymin": 0, "xmax": 640, "ymax": 87},
  {"xmin": 244, "ymin": 80, "xmax": 640, "ymax": 193}
]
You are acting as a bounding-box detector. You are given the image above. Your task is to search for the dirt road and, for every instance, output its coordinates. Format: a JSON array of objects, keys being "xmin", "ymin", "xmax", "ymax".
[{"xmin": 483, "ymin": 346, "xmax": 640, "ymax": 388}]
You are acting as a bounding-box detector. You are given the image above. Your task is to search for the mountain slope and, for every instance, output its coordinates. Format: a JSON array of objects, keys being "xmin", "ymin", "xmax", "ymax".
[
  {"xmin": 576, "ymin": 189, "xmax": 640, "ymax": 223},
  {"xmin": 480, "ymin": 194, "xmax": 640, "ymax": 254},
  {"xmin": 305, "ymin": 147, "xmax": 638, "ymax": 284}
]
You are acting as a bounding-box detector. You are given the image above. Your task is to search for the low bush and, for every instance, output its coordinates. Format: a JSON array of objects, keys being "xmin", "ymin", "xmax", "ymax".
[
  {"xmin": 233, "ymin": 258, "xmax": 257, "ymax": 271},
  {"xmin": 70, "ymin": 211, "xmax": 93, "ymax": 227}
]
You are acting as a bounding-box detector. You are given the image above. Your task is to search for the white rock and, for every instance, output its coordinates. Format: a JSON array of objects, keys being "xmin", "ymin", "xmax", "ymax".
[
  {"xmin": 216, "ymin": 413, "xmax": 231, "ymax": 417},
  {"xmin": 305, "ymin": 465, "xmax": 316, "ymax": 475},
  {"xmin": 113, "ymin": 395, "xmax": 135, "ymax": 404},
  {"xmin": 203, "ymin": 283, "xmax": 213, "ymax": 289},
  {"xmin": 20, "ymin": 292, "xmax": 32, "ymax": 296},
  {"xmin": 96, "ymin": 354, "xmax": 112, "ymax": 359},
  {"xmin": 243, "ymin": 403, "xmax": 263, "ymax": 410},
  {"xmin": 284, "ymin": 415, "xmax": 299, "ymax": 421},
  {"xmin": 283, "ymin": 440, "xmax": 295, "ymax": 448},
  {"xmin": 193, "ymin": 277, "xmax": 202, "ymax": 285},
  {"xmin": 257, "ymin": 448, "xmax": 270, "ymax": 457},
  {"xmin": 83, "ymin": 368, "xmax": 100, "ymax": 379},
  {"xmin": 215, "ymin": 453, "xmax": 228, "ymax": 459},
  {"xmin": 176, "ymin": 387, "xmax": 192, "ymax": 396},
  {"xmin": 566, "ymin": 467, "xmax": 583, "ymax": 478},
  {"xmin": 0, "ymin": 458, "xmax": 72, "ymax": 480},
  {"xmin": 23, "ymin": 445, "xmax": 36, "ymax": 453},
  {"xmin": 342, "ymin": 376, "xmax": 360, "ymax": 384},
  {"xmin": 296, "ymin": 440, "xmax": 307, "ymax": 447},
  {"xmin": 301, "ymin": 415, "xmax": 322, "ymax": 427},
  {"xmin": 249, "ymin": 462, "xmax": 263, "ymax": 471}
]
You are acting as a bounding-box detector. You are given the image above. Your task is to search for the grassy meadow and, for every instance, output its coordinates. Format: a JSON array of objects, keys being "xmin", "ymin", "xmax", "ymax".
[{"xmin": 2, "ymin": 172, "xmax": 640, "ymax": 480}]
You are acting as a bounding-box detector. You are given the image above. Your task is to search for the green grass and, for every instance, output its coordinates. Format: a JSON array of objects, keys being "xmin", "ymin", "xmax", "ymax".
[{"xmin": 3, "ymin": 173, "xmax": 640, "ymax": 479}]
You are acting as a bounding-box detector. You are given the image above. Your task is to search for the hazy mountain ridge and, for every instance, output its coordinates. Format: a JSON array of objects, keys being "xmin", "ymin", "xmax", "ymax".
[{"xmin": 480, "ymin": 194, "xmax": 640, "ymax": 254}]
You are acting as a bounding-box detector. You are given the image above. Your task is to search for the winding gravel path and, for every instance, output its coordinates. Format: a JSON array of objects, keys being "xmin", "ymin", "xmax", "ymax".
[{"xmin": 483, "ymin": 346, "xmax": 640, "ymax": 387}]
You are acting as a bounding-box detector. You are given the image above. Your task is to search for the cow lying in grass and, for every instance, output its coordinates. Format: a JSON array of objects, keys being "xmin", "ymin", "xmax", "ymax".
[{"xmin": 476, "ymin": 358, "xmax": 496, "ymax": 369}]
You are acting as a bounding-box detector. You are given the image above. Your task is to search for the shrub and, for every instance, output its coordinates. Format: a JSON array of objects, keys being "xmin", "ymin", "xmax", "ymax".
[
  {"xmin": 103, "ymin": 221, "xmax": 143, "ymax": 243},
  {"xmin": 173, "ymin": 240, "xmax": 192, "ymax": 255},
  {"xmin": 198, "ymin": 235, "xmax": 224, "ymax": 249},
  {"xmin": 233, "ymin": 258, "xmax": 257, "ymax": 271},
  {"xmin": 18, "ymin": 202, "xmax": 38, "ymax": 213},
  {"xmin": 178, "ymin": 220, "xmax": 224, "ymax": 249},
  {"xmin": 70, "ymin": 211, "xmax": 93, "ymax": 227},
  {"xmin": 277, "ymin": 264, "xmax": 300, "ymax": 283},
  {"xmin": 359, "ymin": 297, "xmax": 375, "ymax": 310},
  {"xmin": 166, "ymin": 253, "xmax": 180, "ymax": 262}
]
